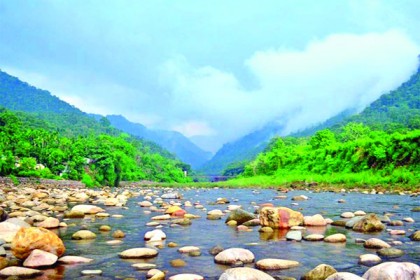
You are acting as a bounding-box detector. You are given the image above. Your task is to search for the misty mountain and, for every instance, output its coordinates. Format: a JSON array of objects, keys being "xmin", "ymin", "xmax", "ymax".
[
  {"xmin": 105, "ymin": 115, "xmax": 212, "ymax": 169},
  {"xmin": 199, "ymin": 122, "xmax": 285, "ymax": 174}
]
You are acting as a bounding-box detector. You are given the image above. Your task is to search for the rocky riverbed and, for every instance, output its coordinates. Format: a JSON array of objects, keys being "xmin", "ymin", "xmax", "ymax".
[{"xmin": 0, "ymin": 184, "xmax": 418, "ymax": 279}]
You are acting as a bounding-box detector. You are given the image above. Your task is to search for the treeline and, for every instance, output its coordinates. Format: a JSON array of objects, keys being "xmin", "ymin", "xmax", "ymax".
[
  {"xmin": 0, "ymin": 108, "xmax": 191, "ymax": 187},
  {"xmin": 241, "ymin": 123, "xmax": 420, "ymax": 186}
]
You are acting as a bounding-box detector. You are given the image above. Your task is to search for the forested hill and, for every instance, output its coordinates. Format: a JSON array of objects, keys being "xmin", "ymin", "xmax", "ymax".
[{"xmin": 106, "ymin": 115, "xmax": 212, "ymax": 169}]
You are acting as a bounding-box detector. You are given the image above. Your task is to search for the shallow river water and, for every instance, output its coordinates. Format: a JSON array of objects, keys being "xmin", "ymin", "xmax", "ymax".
[{"xmin": 38, "ymin": 188, "xmax": 419, "ymax": 279}]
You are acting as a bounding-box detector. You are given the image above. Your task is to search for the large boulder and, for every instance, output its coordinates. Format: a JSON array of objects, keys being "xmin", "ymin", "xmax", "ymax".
[
  {"xmin": 214, "ymin": 248, "xmax": 255, "ymax": 265},
  {"xmin": 11, "ymin": 227, "xmax": 65, "ymax": 260},
  {"xmin": 301, "ymin": 264, "xmax": 337, "ymax": 280},
  {"xmin": 225, "ymin": 209, "xmax": 255, "ymax": 225},
  {"xmin": 219, "ymin": 267, "xmax": 275, "ymax": 280},
  {"xmin": 362, "ymin": 262, "xmax": 420, "ymax": 279},
  {"xmin": 259, "ymin": 207, "xmax": 303, "ymax": 229},
  {"xmin": 352, "ymin": 214, "xmax": 385, "ymax": 232}
]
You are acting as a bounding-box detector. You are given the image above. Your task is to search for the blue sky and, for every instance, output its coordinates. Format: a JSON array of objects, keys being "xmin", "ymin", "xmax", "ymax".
[{"xmin": 1, "ymin": 1, "xmax": 420, "ymax": 152}]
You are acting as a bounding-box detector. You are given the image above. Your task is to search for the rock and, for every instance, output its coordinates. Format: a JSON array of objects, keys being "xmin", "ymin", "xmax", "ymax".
[
  {"xmin": 112, "ymin": 230, "xmax": 126, "ymax": 238},
  {"xmin": 259, "ymin": 207, "xmax": 304, "ymax": 229},
  {"xmin": 0, "ymin": 219, "xmax": 30, "ymax": 242},
  {"xmin": 58, "ymin": 256, "xmax": 93, "ymax": 264},
  {"xmin": 172, "ymin": 218, "xmax": 192, "ymax": 226},
  {"xmin": 219, "ymin": 267, "xmax": 275, "ymax": 280},
  {"xmin": 168, "ymin": 242, "xmax": 178, "ymax": 248},
  {"xmin": 139, "ymin": 201, "xmax": 153, "ymax": 207},
  {"xmin": 237, "ymin": 225, "xmax": 250, "ymax": 231},
  {"xmin": 352, "ymin": 214, "xmax": 384, "ymax": 232},
  {"xmin": 132, "ymin": 263, "xmax": 157, "ymax": 270},
  {"xmin": 340, "ymin": 212, "xmax": 354, "ymax": 218},
  {"xmin": 362, "ymin": 262, "xmax": 420, "ymax": 279},
  {"xmin": 259, "ymin": 227, "xmax": 274, "ymax": 233},
  {"xmin": 304, "ymin": 214, "xmax": 327, "ymax": 226},
  {"xmin": 304, "ymin": 234, "xmax": 325, "ymax": 241},
  {"xmin": 363, "ymin": 238, "xmax": 390, "ymax": 249},
  {"xmin": 411, "ymin": 207, "xmax": 420, "ymax": 212},
  {"xmin": 301, "ymin": 264, "xmax": 337, "ymax": 280},
  {"xmin": 358, "ymin": 254, "xmax": 381, "ymax": 266},
  {"xmin": 72, "ymin": 230, "xmax": 96, "ymax": 240},
  {"xmin": 344, "ymin": 217, "xmax": 363, "ymax": 228},
  {"xmin": 354, "ymin": 210, "xmax": 366, "ymax": 216},
  {"xmin": 152, "ymin": 214, "xmax": 171, "ymax": 220},
  {"xmin": 389, "ymin": 229, "xmax": 405, "ymax": 235},
  {"xmin": 208, "ymin": 209, "xmax": 224, "ymax": 216},
  {"xmin": 409, "ymin": 230, "xmax": 420, "ymax": 241},
  {"xmin": 214, "ymin": 248, "xmax": 255, "ymax": 265},
  {"xmin": 148, "ymin": 268, "xmax": 165, "ymax": 280},
  {"xmin": 71, "ymin": 205, "xmax": 104, "ymax": 214},
  {"xmin": 0, "ymin": 257, "xmax": 7, "ymax": 270},
  {"xmin": 165, "ymin": 205, "xmax": 182, "ymax": 214},
  {"xmin": 225, "ymin": 209, "xmax": 256, "ymax": 225},
  {"xmin": 119, "ymin": 248, "xmax": 158, "ymax": 259},
  {"xmin": 178, "ymin": 246, "xmax": 200, "ymax": 254},
  {"xmin": 324, "ymin": 234, "xmax": 346, "ymax": 243},
  {"xmin": 403, "ymin": 217, "xmax": 415, "ymax": 223},
  {"xmin": 99, "ymin": 225, "xmax": 111, "ymax": 231},
  {"xmin": 144, "ymin": 229, "xmax": 166, "ymax": 241},
  {"xmin": 242, "ymin": 218, "xmax": 261, "ymax": 227},
  {"xmin": 208, "ymin": 214, "xmax": 222, "ymax": 220},
  {"xmin": 255, "ymin": 258, "xmax": 300, "ymax": 270},
  {"xmin": 377, "ymin": 248, "xmax": 404, "ymax": 258},
  {"xmin": 169, "ymin": 274, "xmax": 204, "ymax": 280},
  {"xmin": 37, "ymin": 217, "xmax": 60, "ymax": 229},
  {"xmin": 170, "ymin": 259, "xmax": 186, "ymax": 267},
  {"xmin": 226, "ymin": 220, "xmax": 237, "ymax": 226},
  {"xmin": 292, "ymin": 195, "xmax": 308, "ymax": 201},
  {"xmin": 331, "ymin": 220, "xmax": 347, "ymax": 227},
  {"xmin": 209, "ymin": 245, "xmax": 224, "ymax": 256},
  {"xmin": 161, "ymin": 192, "xmax": 180, "ymax": 199},
  {"xmin": 388, "ymin": 220, "xmax": 404, "ymax": 226},
  {"xmin": 23, "ymin": 249, "xmax": 58, "ymax": 268},
  {"xmin": 0, "ymin": 208, "xmax": 8, "ymax": 222},
  {"xmin": 325, "ymin": 272, "xmax": 364, "ymax": 280},
  {"xmin": 12, "ymin": 227, "xmax": 65, "ymax": 259},
  {"xmin": 81, "ymin": 270, "xmax": 102, "ymax": 276},
  {"xmin": 0, "ymin": 266, "xmax": 43, "ymax": 277},
  {"xmin": 106, "ymin": 240, "xmax": 123, "ymax": 245},
  {"xmin": 286, "ymin": 230, "xmax": 302, "ymax": 241}
]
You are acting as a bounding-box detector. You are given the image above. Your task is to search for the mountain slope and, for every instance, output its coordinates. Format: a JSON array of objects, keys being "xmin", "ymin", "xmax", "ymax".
[
  {"xmin": 199, "ymin": 122, "xmax": 285, "ymax": 174},
  {"xmin": 106, "ymin": 115, "xmax": 212, "ymax": 169}
]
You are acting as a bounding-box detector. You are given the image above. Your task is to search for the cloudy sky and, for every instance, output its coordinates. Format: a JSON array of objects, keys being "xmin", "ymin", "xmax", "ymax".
[{"xmin": 1, "ymin": 1, "xmax": 420, "ymax": 152}]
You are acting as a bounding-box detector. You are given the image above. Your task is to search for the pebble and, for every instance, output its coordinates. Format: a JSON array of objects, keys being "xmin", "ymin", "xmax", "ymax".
[{"xmin": 81, "ymin": 270, "xmax": 102, "ymax": 276}]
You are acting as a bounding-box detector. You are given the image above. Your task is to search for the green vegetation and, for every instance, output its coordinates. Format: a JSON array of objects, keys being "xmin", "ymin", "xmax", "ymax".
[
  {"xmin": 233, "ymin": 123, "xmax": 419, "ymax": 189},
  {"xmin": 0, "ymin": 108, "xmax": 191, "ymax": 186}
]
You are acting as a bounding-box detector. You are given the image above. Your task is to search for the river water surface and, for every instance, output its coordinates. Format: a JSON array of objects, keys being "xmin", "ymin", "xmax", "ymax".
[{"xmin": 41, "ymin": 188, "xmax": 419, "ymax": 279}]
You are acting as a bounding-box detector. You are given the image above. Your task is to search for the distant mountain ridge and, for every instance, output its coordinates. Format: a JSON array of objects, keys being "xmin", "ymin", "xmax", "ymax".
[
  {"xmin": 105, "ymin": 115, "xmax": 212, "ymax": 169},
  {"xmin": 199, "ymin": 121, "xmax": 285, "ymax": 174}
]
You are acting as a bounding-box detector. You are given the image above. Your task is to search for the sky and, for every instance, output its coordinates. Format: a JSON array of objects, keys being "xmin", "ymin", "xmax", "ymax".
[{"xmin": 1, "ymin": 1, "xmax": 420, "ymax": 153}]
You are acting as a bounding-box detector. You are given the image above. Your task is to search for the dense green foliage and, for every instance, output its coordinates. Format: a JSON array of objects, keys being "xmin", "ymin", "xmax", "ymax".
[
  {"xmin": 241, "ymin": 123, "xmax": 420, "ymax": 187},
  {"xmin": 0, "ymin": 108, "xmax": 191, "ymax": 186}
]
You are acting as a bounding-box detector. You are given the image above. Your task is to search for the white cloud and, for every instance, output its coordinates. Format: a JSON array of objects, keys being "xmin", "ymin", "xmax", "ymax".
[
  {"xmin": 161, "ymin": 30, "xmax": 419, "ymax": 151},
  {"xmin": 172, "ymin": 120, "xmax": 216, "ymax": 137}
]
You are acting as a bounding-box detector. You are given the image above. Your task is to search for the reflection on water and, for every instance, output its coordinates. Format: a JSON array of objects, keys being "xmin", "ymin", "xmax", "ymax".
[{"xmin": 26, "ymin": 188, "xmax": 420, "ymax": 279}]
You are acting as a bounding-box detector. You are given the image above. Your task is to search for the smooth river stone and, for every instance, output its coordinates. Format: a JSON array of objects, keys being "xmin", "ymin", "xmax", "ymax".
[
  {"xmin": 377, "ymin": 248, "xmax": 404, "ymax": 258},
  {"xmin": 304, "ymin": 214, "xmax": 327, "ymax": 226},
  {"xmin": 256, "ymin": 258, "xmax": 300, "ymax": 270},
  {"xmin": 178, "ymin": 246, "xmax": 200, "ymax": 253},
  {"xmin": 151, "ymin": 214, "xmax": 171, "ymax": 220},
  {"xmin": 304, "ymin": 234, "xmax": 324, "ymax": 241},
  {"xmin": 0, "ymin": 266, "xmax": 43, "ymax": 277},
  {"xmin": 132, "ymin": 263, "xmax": 157, "ymax": 270},
  {"xmin": 286, "ymin": 230, "xmax": 302, "ymax": 241},
  {"xmin": 358, "ymin": 254, "xmax": 382, "ymax": 266},
  {"xmin": 301, "ymin": 264, "xmax": 337, "ymax": 280},
  {"xmin": 325, "ymin": 272, "xmax": 364, "ymax": 280},
  {"xmin": 71, "ymin": 205, "xmax": 104, "ymax": 214},
  {"xmin": 219, "ymin": 267, "xmax": 275, "ymax": 280},
  {"xmin": 340, "ymin": 212, "xmax": 355, "ymax": 218},
  {"xmin": 71, "ymin": 230, "xmax": 96, "ymax": 240},
  {"xmin": 119, "ymin": 248, "xmax": 158, "ymax": 259},
  {"xmin": 58, "ymin": 256, "xmax": 93, "ymax": 264},
  {"xmin": 168, "ymin": 274, "xmax": 204, "ymax": 280},
  {"xmin": 362, "ymin": 262, "xmax": 420, "ymax": 280},
  {"xmin": 214, "ymin": 248, "xmax": 255, "ymax": 265},
  {"xmin": 324, "ymin": 233, "xmax": 346, "ymax": 243},
  {"xmin": 363, "ymin": 238, "xmax": 390, "ymax": 249},
  {"xmin": 259, "ymin": 207, "xmax": 304, "ymax": 229},
  {"xmin": 23, "ymin": 249, "xmax": 58, "ymax": 268},
  {"xmin": 81, "ymin": 270, "xmax": 102, "ymax": 275}
]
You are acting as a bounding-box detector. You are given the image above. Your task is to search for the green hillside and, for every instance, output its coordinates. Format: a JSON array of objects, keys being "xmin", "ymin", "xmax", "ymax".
[{"xmin": 0, "ymin": 70, "xmax": 191, "ymax": 185}]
